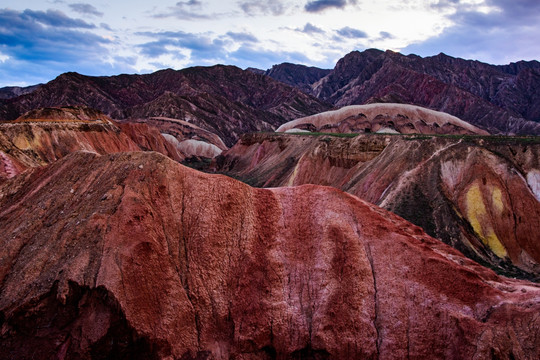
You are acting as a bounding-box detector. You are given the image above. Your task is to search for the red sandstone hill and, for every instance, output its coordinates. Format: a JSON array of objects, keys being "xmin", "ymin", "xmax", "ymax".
[
  {"xmin": 0, "ymin": 66, "xmax": 331, "ymax": 147},
  {"xmin": 0, "ymin": 150, "xmax": 539, "ymax": 359},
  {"xmin": 0, "ymin": 106, "xmax": 183, "ymax": 181},
  {"xmin": 214, "ymin": 133, "xmax": 540, "ymax": 281}
]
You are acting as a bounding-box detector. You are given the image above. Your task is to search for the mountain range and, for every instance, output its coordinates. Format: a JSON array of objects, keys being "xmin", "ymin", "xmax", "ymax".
[
  {"xmin": 2, "ymin": 49, "xmax": 540, "ymax": 359},
  {"xmin": 263, "ymin": 49, "xmax": 540, "ymax": 135},
  {"xmin": 0, "ymin": 66, "xmax": 330, "ymax": 147},
  {"xmin": 2, "ymin": 49, "xmax": 540, "ymax": 142}
]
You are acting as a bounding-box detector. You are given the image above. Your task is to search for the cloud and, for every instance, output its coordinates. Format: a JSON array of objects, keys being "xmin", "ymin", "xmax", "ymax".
[
  {"xmin": 69, "ymin": 3, "xmax": 104, "ymax": 17},
  {"xmin": 238, "ymin": 1, "xmax": 289, "ymax": 16},
  {"xmin": 100, "ymin": 23, "xmax": 112, "ymax": 31},
  {"xmin": 229, "ymin": 45, "xmax": 311, "ymax": 68},
  {"xmin": 153, "ymin": 0, "xmax": 211, "ymax": 20},
  {"xmin": 0, "ymin": 8, "xmax": 133, "ymax": 86},
  {"xmin": 404, "ymin": 0, "xmax": 540, "ymax": 64},
  {"xmin": 430, "ymin": 0, "xmax": 461, "ymax": 11},
  {"xmin": 137, "ymin": 31, "xmax": 230, "ymax": 62},
  {"xmin": 0, "ymin": 9, "xmax": 104, "ymax": 61},
  {"xmin": 297, "ymin": 23, "xmax": 326, "ymax": 35},
  {"xmin": 304, "ymin": 0, "xmax": 356, "ymax": 13},
  {"xmin": 226, "ymin": 31, "xmax": 258, "ymax": 43},
  {"xmin": 336, "ymin": 26, "xmax": 367, "ymax": 39},
  {"xmin": 378, "ymin": 31, "xmax": 394, "ymax": 40},
  {"xmin": 15, "ymin": 9, "xmax": 95, "ymax": 29},
  {"xmin": 177, "ymin": 0, "xmax": 203, "ymax": 6}
]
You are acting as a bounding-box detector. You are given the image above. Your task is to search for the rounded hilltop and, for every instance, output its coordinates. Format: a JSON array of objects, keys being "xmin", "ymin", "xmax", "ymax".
[{"xmin": 277, "ymin": 103, "xmax": 490, "ymax": 135}]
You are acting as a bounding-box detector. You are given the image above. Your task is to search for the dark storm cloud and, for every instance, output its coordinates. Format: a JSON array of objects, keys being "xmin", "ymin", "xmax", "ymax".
[
  {"xmin": 297, "ymin": 23, "xmax": 326, "ymax": 35},
  {"xmin": 336, "ymin": 26, "xmax": 367, "ymax": 39},
  {"xmin": 304, "ymin": 0, "xmax": 356, "ymax": 13},
  {"xmin": 69, "ymin": 3, "xmax": 104, "ymax": 17},
  {"xmin": 404, "ymin": 0, "xmax": 540, "ymax": 63},
  {"xmin": 238, "ymin": 1, "xmax": 288, "ymax": 16}
]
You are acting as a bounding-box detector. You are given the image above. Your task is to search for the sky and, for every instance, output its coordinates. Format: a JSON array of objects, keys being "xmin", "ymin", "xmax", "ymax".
[{"xmin": 1, "ymin": 0, "xmax": 539, "ymax": 87}]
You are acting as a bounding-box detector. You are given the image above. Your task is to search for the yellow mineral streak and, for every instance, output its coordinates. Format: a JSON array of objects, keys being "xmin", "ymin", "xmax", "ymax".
[
  {"xmin": 466, "ymin": 183, "xmax": 507, "ymax": 258},
  {"xmin": 491, "ymin": 187, "xmax": 504, "ymax": 215},
  {"xmin": 13, "ymin": 134, "xmax": 31, "ymax": 150},
  {"xmin": 287, "ymin": 156, "xmax": 303, "ymax": 187}
]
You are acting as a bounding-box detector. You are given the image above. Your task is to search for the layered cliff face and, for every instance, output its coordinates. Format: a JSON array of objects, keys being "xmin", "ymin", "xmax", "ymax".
[
  {"xmin": 0, "ymin": 66, "xmax": 331, "ymax": 147},
  {"xmin": 0, "ymin": 107, "xmax": 183, "ymax": 181},
  {"xmin": 276, "ymin": 103, "xmax": 489, "ymax": 135},
  {"xmin": 215, "ymin": 133, "xmax": 540, "ymax": 280},
  {"xmin": 1, "ymin": 150, "xmax": 539, "ymax": 359}
]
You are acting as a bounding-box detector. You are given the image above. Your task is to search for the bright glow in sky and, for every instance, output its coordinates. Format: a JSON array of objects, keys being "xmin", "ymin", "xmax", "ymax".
[{"xmin": 1, "ymin": 0, "xmax": 539, "ymax": 86}]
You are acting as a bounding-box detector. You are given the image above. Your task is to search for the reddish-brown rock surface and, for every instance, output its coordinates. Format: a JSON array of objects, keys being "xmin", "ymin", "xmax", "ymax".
[
  {"xmin": 0, "ymin": 151, "xmax": 539, "ymax": 359},
  {"xmin": 215, "ymin": 133, "xmax": 540, "ymax": 280},
  {"xmin": 0, "ymin": 106, "xmax": 183, "ymax": 181}
]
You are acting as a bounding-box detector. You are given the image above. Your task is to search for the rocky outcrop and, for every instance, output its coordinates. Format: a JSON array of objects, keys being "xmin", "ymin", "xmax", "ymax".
[
  {"xmin": 1, "ymin": 150, "xmax": 539, "ymax": 359},
  {"xmin": 215, "ymin": 133, "xmax": 540, "ymax": 280},
  {"xmin": 0, "ymin": 107, "xmax": 183, "ymax": 181},
  {"xmin": 276, "ymin": 103, "xmax": 489, "ymax": 135},
  {"xmin": 0, "ymin": 66, "xmax": 331, "ymax": 146}
]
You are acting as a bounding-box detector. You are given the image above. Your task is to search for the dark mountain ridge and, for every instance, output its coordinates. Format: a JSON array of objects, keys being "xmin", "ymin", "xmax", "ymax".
[
  {"xmin": 3, "ymin": 49, "xmax": 540, "ymax": 139},
  {"xmin": 0, "ymin": 65, "xmax": 331, "ymax": 147},
  {"xmin": 268, "ymin": 49, "xmax": 540, "ymax": 135}
]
